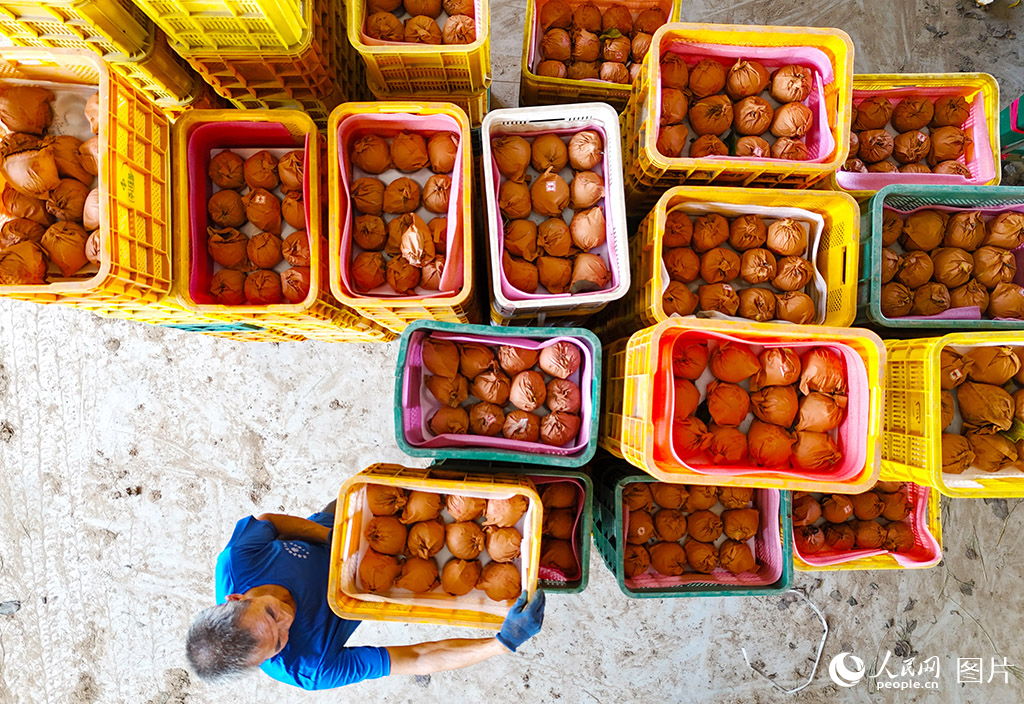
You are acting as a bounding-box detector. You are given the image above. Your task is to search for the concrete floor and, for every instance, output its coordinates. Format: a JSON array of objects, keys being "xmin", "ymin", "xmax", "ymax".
[{"xmin": 3, "ymin": 1, "xmax": 1024, "ymax": 703}]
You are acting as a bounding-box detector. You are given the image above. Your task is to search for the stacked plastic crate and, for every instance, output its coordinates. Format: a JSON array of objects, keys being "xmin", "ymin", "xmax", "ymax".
[{"xmin": 346, "ymin": 0, "xmax": 491, "ymax": 126}]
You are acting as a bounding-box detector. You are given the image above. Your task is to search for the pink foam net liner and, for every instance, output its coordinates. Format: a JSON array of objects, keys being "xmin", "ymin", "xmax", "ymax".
[
  {"xmin": 186, "ymin": 122, "xmax": 313, "ymax": 305},
  {"xmin": 489, "ymin": 123, "xmax": 624, "ymax": 302},
  {"xmin": 336, "ymin": 112, "xmax": 465, "ymax": 298},
  {"xmin": 836, "ymin": 85, "xmax": 994, "ymax": 190},
  {"xmin": 401, "ymin": 330, "xmax": 595, "ymax": 456},
  {"xmin": 654, "ymin": 40, "xmax": 837, "ymax": 163},
  {"xmin": 794, "ymin": 484, "xmax": 941, "ymax": 568},
  {"xmin": 532, "ymin": 476, "xmax": 585, "ymax": 582},
  {"xmin": 664, "ymin": 330, "xmax": 870, "ymax": 482},
  {"xmin": 884, "ymin": 203, "xmax": 1024, "ymax": 320},
  {"xmin": 624, "ymin": 488, "xmax": 783, "ymax": 589}
]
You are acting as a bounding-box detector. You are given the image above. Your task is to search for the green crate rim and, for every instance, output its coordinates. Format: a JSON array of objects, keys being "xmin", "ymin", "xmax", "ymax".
[
  {"xmin": 429, "ymin": 459, "xmax": 592, "ymax": 594},
  {"xmin": 858, "ymin": 184, "xmax": 1024, "ymax": 329},
  {"xmin": 395, "ymin": 320, "xmax": 602, "ymax": 468},
  {"xmin": 590, "ymin": 455, "xmax": 794, "ymax": 599}
]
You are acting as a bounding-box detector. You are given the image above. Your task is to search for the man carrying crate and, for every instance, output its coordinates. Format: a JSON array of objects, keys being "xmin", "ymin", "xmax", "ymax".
[{"xmin": 185, "ymin": 503, "xmax": 545, "ymax": 690}]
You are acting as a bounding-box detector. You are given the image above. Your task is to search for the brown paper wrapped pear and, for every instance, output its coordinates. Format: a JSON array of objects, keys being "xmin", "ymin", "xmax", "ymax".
[
  {"xmin": 699, "ymin": 247, "xmax": 740, "ymax": 285},
  {"xmin": 698, "ymin": 283, "xmax": 739, "ymax": 316},
  {"xmin": 468, "ymin": 402, "xmax": 505, "ymax": 437},
  {"xmin": 795, "ymin": 392, "xmax": 847, "ymax": 433},
  {"xmin": 208, "ymin": 189, "xmax": 246, "ymax": 228},
  {"xmin": 663, "ymin": 282, "xmax": 699, "ymax": 317},
  {"xmin": 484, "ymin": 495, "xmax": 528, "ymax": 528},
  {"xmin": 446, "ymin": 521, "xmax": 485, "ymax": 560},
  {"xmin": 242, "ymin": 188, "xmax": 282, "ymax": 234},
  {"xmin": 626, "ymin": 510, "xmax": 654, "ymax": 544},
  {"xmin": 820, "ymin": 494, "xmax": 853, "ymax": 523},
  {"xmin": 541, "ymin": 538, "xmax": 577, "ymax": 573},
  {"xmin": 772, "ymin": 256, "xmax": 814, "ymax": 292},
  {"xmin": 929, "ymin": 247, "xmax": 972, "ymax": 289},
  {"xmin": 0, "ymin": 241, "xmax": 47, "ymax": 284},
  {"xmin": 497, "ymin": 345, "xmax": 540, "ymax": 376},
  {"xmin": 768, "ymin": 64, "xmax": 812, "ymax": 103},
  {"xmin": 426, "ymin": 373, "xmax": 468, "ymax": 408},
  {"xmin": 492, "ymin": 135, "xmax": 531, "ymax": 182},
  {"xmin": 939, "ymin": 348, "xmax": 973, "ymax": 389},
  {"xmin": 241, "ymin": 268, "xmax": 277, "ymax": 308},
  {"xmin": 542, "ymin": 29, "xmax": 571, "ymax": 61},
  {"xmin": 652, "ymin": 509, "xmax": 686, "ymax": 542},
  {"xmin": 727, "ymin": 216, "xmax": 766, "ymax": 253},
  {"xmin": 540, "ymin": 412, "xmax": 580, "ymax": 447},
  {"xmin": 649, "ymin": 483, "xmax": 687, "ymax": 510},
  {"xmin": 386, "ymin": 256, "xmax": 420, "ymax": 294},
  {"xmin": 850, "ymin": 520, "xmax": 884, "ymax": 549},
  {"xmin": 426, "ymin": 132, "xmax": 458, "ymax": 174},
  {"xmin": 395, "ymin": 557, "xmax": 440, "ymax": 593},
  {"xmin": 722, "ymin": 508, "xmax": 760, "ymax": 542},
  {"xmin": 899, "ymin": 209, "xmax": 947, "ymax": 251},
  {"xmin": 719, "ymin": 540, "xmax": 757, "ymax": 574},
  {"xmin": 622, "ymin": 483, "xmax": 653, "ymax": 512},
  {"xmin": 503, "ymin": 251, "xmax": 538, "ymax": 292},
  {"xmin": 853, "ymin": 96, "xmax": 893, "ymax": 131},
  {"xmin": 984, "ymin": 211, "xmax": 1024, "ymax": 250},
  {"xmin": 246, "ymin": 231, "xmax": 283, "ymax": 270},
  {"xmin": 881, "ymin": 211, "xmax": 903, "ymax": 246},
  {"xmin": 485, "ymin": 526, "xmax": 522, "ymax": 563},
  {"xmin": 964, "ymin": 346, "xmax": 1020, "ymax": 385},
  {"xmin": 351, "ymin": 135, "xmax": 391, "ymax": 174},
  {"xmin": 880, "ymin": 248, "xmax": 902, "ymax": 285},
  {"xmin": 928, "ymin": 126, "xmax": 967, "ymax": 165},
  {"xmin": 422, "ymin": 174, "xmax": 451, "ymax": 214},
  {"xmin": 275, "ymin": 149, "xmax": 303, "ymax": 194},
  {"xmin": 686, "ymin": 509, "xmax": 722, "ymax": 543},
  {"xmin": 457, "ymin": 342, "xmax": 496, "ymax": 380},
  {"xmin": 665, "ymin": 247, "xmax": 699, "ymax": 283},
  {"xmin": 799, "ymin": 348, "xmax": 847, "ymax": 395},
  {"xmin": 469, "ymin": 369, "xmax": 510, "ymax": 406},
  {"xmin": 683, "ymin": 486, "xmax": 718, "ymax": 512},
  {"xmin": 709, "ymin": 342, "xmax": 761, "ymax": 383},
  {"xmin": 673, "ymin": 377, "xmax": 700, "ymax": 421},
  {"xmin": 399, "ymin": 491, "xmax": 443, "ymax": 525},
  {"xmin": 476, "ymin": 562, "xmax": 521, "ymax": 602},
  {"xmin": 565, "ymin": 130, "xmax": 602, "ymax": 171},
  {"xmin": 40, "ymin": 221, "xmax": 88, "ymax": 277},
  {"xmin": 359, "ymin": 549, "xmax": 402, "ymax": 594},
  {"xmin": 406, "ymin": 519, "xmax": 445, "ymax": 558},
  {"xmin": 791, "ymin": 494, "xmax": 821, "ymax": 527},
  {"xmin": 649, "ymin": 542, "xmax": 688, "ymax": 576},
  {"xmin": 672, "ymin": 340, "xmax": 709, "ymax": 379},
  {"xmin": 443, "ymin": 14, "xmax": 476, "ymax": 45},
  {"xmin": 366, "ymin": 484, "xmax": 408, "ymax": 516},
  {"xmin": 796, "ymin": 525, "xmax": 825, "ymax": 554},
  {"xmin": 879, "ymin": 491, "xmax": 913, "ymax": 522},
  {"xmin": 444, "ymin": 495, "xmax": 485, "ymax": 523},
  {"xmin": 280, "ymin": 192, "xmax": 305, "ymax": 230},
  {"xmin": 708, "ymin": 426, "xmax": 750, "ymax": 463},
  {"xmin": 765, "ymin": 218, "xmax": 807, "ymax": 257},
  {"xmin": 365, "ymin": 516, "xmax": 408, "ymax": 555},
  {"xmin": 850, "ymin": 491, "xmax": 883, "ymax": 520},
  {"xmin": 740, "ymin": 248, "xmax": 777, "ymax": 285},
  {"xmin": 891, "ymin": 97, "xmax": 934, "ymax": 132},
  {"xmin": 429, "ymin": 406, "xmax": 469, "ymax": 435},
  {"xmin": 655, "ymin": 124, "xmax": 688, "ymax": 157},
  {"xmin": 967, "ymin": 432, "xmax": 1016, "ymax": 472},
  {"xmin": 973, "ymin": 246, "xmax": 1016, "ymax": 290},
  {"xmin": 210, "ymin": 269, "xmax": 245, "ymax": 304},
  {"xmin": 882, "ymin": 523, "xmax": 915, "ymax": 553},
  {"xmin": 940, "ymin": 390, "xmax": 956, "ymax": 430},
  {"xmin": 941, "ymin": 434, "xmax": 974, "ymax": 474},
  {"xmin": 441, "ymin": 558, "xmax": 482, "ymax": 596},
  {"xmin": 207, "ymin": 227, "xmax": 248, "ymax": 269},
  {"xmin": 538, "ymin": 481, "xmax": 576, "ymax": 509},
  {"xmin": 243, "ymin": 150, "xmax": 278, "ymax": 190},
  {"xmin": 673, "ymin": 417, "xmax": 712, "ymax": 460},
  {"xmin": 717, "ymin": 488, "xmax": 754, "ymax": 511},
  {"xmin": 688, "ymin": 59, "xmax": 726, "ymax": 98},
  {"xmin": 280, "ymin": 267, "xmax": 310, "ymax": 304},
  {"xmin": 747, "ymin": 420, "xmax": 794, "ymax": 467},
  {"xmin": 706, "ymin": 381, "xmax": 749, "ymax": 427},
  {"xmin": 958, "ymin": 381, "xmax": 1013, "ymax": 434},
  {"xmin": 791, "ymin": 431, "xmax": 842, "ymax": 471},
  {"xmin": 353, "ymin": 215, "xmax": 386, "ymax": 252},
  {"xmin": 689, "ymin": 95, "xmax": 734, "ymax": 136},
  {"xmin": 544, "ymin": 508, "xmax": 574, "ymax": 540},
  {"xmin": 684, "ymin": 539, "xmax": 719, "ymax": 573},
  {"xmin": 750, "ymin": 385, "xmax": 798, "ymax": 427},
  {"xmin": 499, "ymin": 180, "xmax": 531, "ymax": 219},
  {"xmin": 623, "ymin": 544, "xmax": 651, "ymax": 578},
  {"xmin": 988, "ymin": 283, "xmax": 1024, "ymax": 319},
  {"xmin": 531, "ymin": 134, "xmax": 569, "ymax": 173},
  {"xmin": 502, "ymin": 411, "xmax": 540, "ymax": 442},
  {"xmin": 750, "ymin": 348, "xmax": 802, "ymax": 389},
  {"xmin": 367, "ymin": 11, "xmax": 403, "ymax": 40},
  {"xmin": 422, "ymin": 336, "xmax": 460, "ymax": 377},
  {"xmin": 823, "ymin": 523, "xmax": 855, "ymax": 551}
]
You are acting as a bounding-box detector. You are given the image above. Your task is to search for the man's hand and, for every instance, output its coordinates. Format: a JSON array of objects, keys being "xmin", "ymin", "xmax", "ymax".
[{"xmin": 496, "ymin": 590, "xmax": 545, "ymax": 653}]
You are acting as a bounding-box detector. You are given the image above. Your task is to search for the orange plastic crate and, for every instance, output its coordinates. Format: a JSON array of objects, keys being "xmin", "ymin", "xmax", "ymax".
[
  {"xmin": 0, "ymin": 48, "xmax": 173, "ymax": 310},
  {"xmin": 327, "ymin": 101, "xmax": 480, "ymax": 334},
  {"xmin": 600, "ymin": 318, "xmax": 885, "ymax": 493},
  {"xmin": 328, "ymin": 463, "xmax": 541, "ymax": 630}
]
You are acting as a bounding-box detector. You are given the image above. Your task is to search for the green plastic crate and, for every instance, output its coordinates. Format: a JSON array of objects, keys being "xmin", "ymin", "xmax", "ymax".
[
  {"xmin": 857, "ymin": 184, "xmax": 1024, "ymax": 330},
  {"xmin": 430, "ymin": 459, "xmax": 592, "ymax": 594},
  {"xmin": 395, "ymin": 321, "xmax": 601, "ymax": 468},
  {"xmin": 591, "ymin": 454, "xmax": 793, "ymax": 599},
  {"xmin": 1000, "ymin": 96, "xmax": 1023, "ymax": 158}
]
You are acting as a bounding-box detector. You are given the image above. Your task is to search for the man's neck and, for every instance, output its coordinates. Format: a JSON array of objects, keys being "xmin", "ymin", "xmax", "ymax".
[{"xmin": 244, "ymin": 584, "xmax": 296, "ymax": 614}]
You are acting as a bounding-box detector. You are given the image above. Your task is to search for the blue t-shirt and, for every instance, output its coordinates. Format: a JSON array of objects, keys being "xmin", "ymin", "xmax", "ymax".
[{"xmin": 215, "ymin": 513, "xmax": 391, "ymax": 690}]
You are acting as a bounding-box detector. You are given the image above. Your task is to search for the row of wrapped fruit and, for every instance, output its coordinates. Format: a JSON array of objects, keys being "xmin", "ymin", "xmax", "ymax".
[
  {"xmin": 365, "ymin": 0, "xmax": 477, "ymax": 45},
  {"xmin": 940, "ymin": 346, "xmax": 1024, "ymax": 474},
  {"xmin": 792, "ymin": 482, "xmax": 917, "ymax": 555},
  {"xmin": 0, "ymin": 88, "xmax": 102, "ymax": 284},
  {"xmin": 621, "ymin": 483, "xmax": 761, "ymax": 577},
  {"xmin": 660, "ymin": 209, "xmax": 818, "ymax": 323},
  {"xmin": 422, "ymin": 335, "xmax": 583, "ymax": 447},
  {"xmin": 671, "ymin": 341, "xmax": 848, "ymax": 471},
  {"xmin": 535, "ymin": 1, "xmax": 667, "ymax": 84},
  {"xmin": 879, "ymin": 208, "xmax": 1024, "ymax": 319}
]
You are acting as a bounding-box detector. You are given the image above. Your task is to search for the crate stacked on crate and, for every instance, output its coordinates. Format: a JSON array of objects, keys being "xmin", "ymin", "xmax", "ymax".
[
  {"xmin": 480, "ymin": 103, "xmax": 631, "ymax": 326},
  {"xmin": 130, "ymin": 0, "xmax": 367, "ymax": 128},
  {"xmin": 0, "ymin": 0, "xmax": 206, "ymax": 114},
  {"xmin": 328, "ymin": 463, "xmax": 543, "ymax": 628},
  {"xmin": 832, "ymin": 73, "xmax": 1001, "ymax": 201},
  {"xmin": 590, "ymin": 454, "xmax": 793, "ymax": 598},
  {"xmin": 518, "ymin": 0, "xmax": 681, "ymax": 110},
  {"xmin": 1001, "ymin": 93, "xmax": 1024, "ymax": 160},
  {"xmin": 429, "ymin": 460, "xmax": 593, "ymax": 595},
  {"xmin": 347, "ymin": 0, "xmax": 490, "ymax": 127},
  {"xmin": 394, "ymin": 321, "xmax": 601, "ymax": 467},
  {"xmin": 593, "ymin": 185, "xmax": 860, "ymax": 344},
  {"xmin": 619, "ymin": 22, "xmax": 854, "ymax": 213},
  {"xmin": 328, "ymin": 102, "xmax": 479, "ymax": 334},
  {"xmin": 168, "ymin": 109, "xmax": 395, "ymax": 343}
]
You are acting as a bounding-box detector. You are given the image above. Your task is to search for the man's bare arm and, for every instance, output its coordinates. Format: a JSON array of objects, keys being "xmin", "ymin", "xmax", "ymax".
[
  {"xmin": 386, "ymin": 638, "xmax": 509, "ymax": 676},
  {"xmin": 254, "ymin": 514, "xmax": 331, "ymax": 543}
]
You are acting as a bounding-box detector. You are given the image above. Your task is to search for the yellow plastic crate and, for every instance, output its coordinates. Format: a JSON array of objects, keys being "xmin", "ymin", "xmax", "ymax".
[
  {"xmin": 518, "ymin": 0, "xmax": 681, "ymax": 109},
  {"xmin": 621, "ymin": 22, "xmax": 854, "ymax": 212},
  {"xmin": 347, "ymin": 0, "xmax": 490, "ymax": 94},
  {"xmin": 600, "ymin": 318, "xmax": 885, "ymax": 493},
  {"xmin": 831, "ymin": 72, "xmax": 1002, "ymax": 201},
  {"xmin": 596, "ymin": 185, "xmax": 860, "ymax": 343},
  {"xmin": 328, "ymin": 463, "xmax": 542, "ymax": 630},
  {"xmin": 112, "ymin": 28, "xmax": 199, "ymax": 108},
  {"xmin": 171, "ymin": 109, "xmax": 392, "ymax": 341},
  {"xmin": 130, "ymin": 0, "xmax": 307, "ymax": 52},
  {"xmin": 369, "ymin": 84, "xmax": 490, "ymax": 128},
  {"xmin": 793, "ymin": 484, "xmax": 942, "ymax": 572},
  {"xmin": 327, "ymin": 101, "xmax": 480, "ymax": 334},
  {"xmin": 882, "ymin": 333, "xmax": 1024, "ymax": 499},
  {"xmin": 0, "ymin": 0, "xmax": 151, "ymax": 60},
  {"xmin": 0, "ymin": 48, "xmax": 173, "ymax": 309}
]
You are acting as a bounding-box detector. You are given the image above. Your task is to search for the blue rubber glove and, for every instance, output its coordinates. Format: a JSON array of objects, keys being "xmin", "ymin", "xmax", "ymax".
[{"xmin": 496, "ymin": 589, "xmax": 545, "ymax": 653}]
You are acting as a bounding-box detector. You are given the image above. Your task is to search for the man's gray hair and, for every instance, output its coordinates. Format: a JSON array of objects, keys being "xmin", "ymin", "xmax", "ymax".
[{"xmin": 186, "ymin": 600, "xmax": 260, "ymax": 682}]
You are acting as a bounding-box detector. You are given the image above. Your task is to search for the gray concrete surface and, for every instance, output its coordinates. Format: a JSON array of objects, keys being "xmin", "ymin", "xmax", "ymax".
[{"xmin": 3, "ymin": 1, "xmax": 1024, "ymax": 703}]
